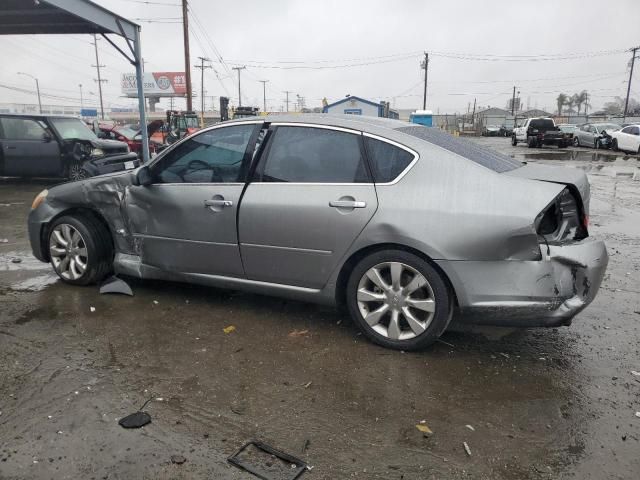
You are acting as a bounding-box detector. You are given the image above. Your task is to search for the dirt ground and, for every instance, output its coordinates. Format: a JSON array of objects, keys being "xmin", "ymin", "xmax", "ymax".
[{"xmin": 1, "ymin": 138, "xmax": 639, "ymax": 480}]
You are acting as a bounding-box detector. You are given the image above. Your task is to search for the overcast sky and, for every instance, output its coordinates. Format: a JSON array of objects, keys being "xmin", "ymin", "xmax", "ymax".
[{"xmin": 1, "ymin": 0, "xmax": 639, "ymax": 114}]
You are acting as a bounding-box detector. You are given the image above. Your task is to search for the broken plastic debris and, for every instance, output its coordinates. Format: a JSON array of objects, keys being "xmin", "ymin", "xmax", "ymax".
[
  {"xmin": 153, "ymin": 300, "xmax": 159, "ymax": 305},
  {"xmin": 288, "ymin": 329, "xmax": 309, "ymax": 337},
  {"xmin": 99, "ymin": 276, "xmax": 133, "ymax": 296},
  {"xmin": 465, "ymin": 425, "xmax": 475, "ymax": 431},
  {"xmin": 302, "ymin": 381, "xmax": 312, "ymax": 389},
  {"xmin": 118, "ymin": 411, "xmax": 151, "ymax": 429},
  {"xmin": 90, "ymin": 307, "xmax": 96, "ymax": 313},
  {"xmin": 415, "ymin": 424, "xmax": 433, "ymax": 435},
  {"xmin": 463, "ymin": 442, "xmax": 472, "ymax": 456},
  {"xmin": 631, "ymin": 371, "xmax": 640, "ymax": 377},
  {"xmin": 223, "ymin": 325, "xmax": 236, "ymax": 334}
]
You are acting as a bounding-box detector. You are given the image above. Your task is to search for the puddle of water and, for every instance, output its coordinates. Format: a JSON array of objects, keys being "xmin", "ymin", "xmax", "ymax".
[
  {"xmin": 9, "ymin": 273, "xmax": 59, "ymax": 292},
  {"xmin": 0, "ymin": 251, "xmax": 51, "ymax": 272}
]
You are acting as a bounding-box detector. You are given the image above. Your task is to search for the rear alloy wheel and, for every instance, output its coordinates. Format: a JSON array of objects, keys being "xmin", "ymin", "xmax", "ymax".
[
  {"xmin": 346, "ymin": 251, "xmax": 451, "ymax": 350},
  {"xmin": 67, "ymin": 162, "xmax": 89, "ymax": 181},
  {"xmin": 573, "ymin": 137, "xmax": 580, "ymax": 147},
  {"xmin": 48, "ymin": 215, "xmax": 113, "ymax": 285}
]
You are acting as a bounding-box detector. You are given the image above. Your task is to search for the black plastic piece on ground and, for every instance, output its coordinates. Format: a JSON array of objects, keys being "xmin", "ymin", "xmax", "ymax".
[
  {"xmin": 118, "ymin": 411, "xmax": 151, "ymax": 428},
  {"xmin": 228, "ymin": 440, "xmax": 308, "ymax": 480},
  {"xmin": 100, "ymin": 276, "xmax": 133, "ymax": 296}
]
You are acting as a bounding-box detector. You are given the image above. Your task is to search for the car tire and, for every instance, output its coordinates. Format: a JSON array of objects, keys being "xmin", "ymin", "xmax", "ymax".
[
  {"xmin": 612, "ymin": 139, "xmax": 618, "ymax": 151},
  {"xmin": 48, "ymin": 214, "xmax": 113, "ymax": 286},
  {"xmin": 573, "ymin": 137, "xmax": 580, "ymax": 147},
  {"xmin": 67, "ymin": 162, "xmax": 89, "ymax": 181},
  {"xmin": 346, "ymin": 250, "xmax": 452, "ymax": 351},
  {"xmin": 511, "ymin": 135, "xmax": 517, "ymax": 146}
]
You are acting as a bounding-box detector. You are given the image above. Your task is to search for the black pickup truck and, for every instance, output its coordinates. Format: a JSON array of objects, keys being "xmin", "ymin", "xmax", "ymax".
[
  {"xmin": 0, "ymin": 114, "xmax": 139, "ymax": 180},
  {"xmin": 512, "ymin": 117, "xmax": 571, "ymax": 148}
]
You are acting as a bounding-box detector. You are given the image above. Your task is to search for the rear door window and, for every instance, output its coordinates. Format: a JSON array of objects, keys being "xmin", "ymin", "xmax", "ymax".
[
  {"xmin": 257, "ymin": 126, "xmax": 370, "ymax": 183},
  {"xmin": 363, "ymin": 136, "xmax": 415, "ymax": 183}
]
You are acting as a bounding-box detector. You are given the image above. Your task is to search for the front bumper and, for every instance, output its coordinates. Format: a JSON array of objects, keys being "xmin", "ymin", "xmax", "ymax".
[
  {"xmin": 83, "ymin": 152, "xmax": 140, "ymax": 176},
  {"xmin": 437, "ymin": 237, "xmax": 609, "ymax": 327}
]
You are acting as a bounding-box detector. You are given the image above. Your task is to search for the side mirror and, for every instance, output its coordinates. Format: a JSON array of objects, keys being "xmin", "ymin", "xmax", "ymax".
[
  {"xmin": 133, "ymin": 165, "xmax": 153, "ymax": 186},
  {"xmin": 42, "ymin": 132, "xmax": 52, "ymax": 142}
]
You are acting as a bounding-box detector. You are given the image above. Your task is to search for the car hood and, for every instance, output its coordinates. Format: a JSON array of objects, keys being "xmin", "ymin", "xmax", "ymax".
[{"xmin": 504, "ymin": 163, "xmax": 590, "ymax": 212}]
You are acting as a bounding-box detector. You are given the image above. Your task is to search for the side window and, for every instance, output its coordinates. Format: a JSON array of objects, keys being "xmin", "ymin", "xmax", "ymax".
[
  {"xmin": 0, "ymin": 117, "xmax": 47, "ymax": 140},
  {"xmin": 621, "ymin": 126, "xmax": 633, "ymax": 134},
  {"xmin": 363, "ymin": 136, "xmax": 415, "ymax": 183},
  {"xmin": 152, "ymin": 124, "xmax": 256, "ymax": 184},
  {"xmin": 632, "ymin": 126, "xmax": 640, "ymax": 136},
  {"xmin": 258, "ymin": 126, "xmax": 370, "ymax": 183}
]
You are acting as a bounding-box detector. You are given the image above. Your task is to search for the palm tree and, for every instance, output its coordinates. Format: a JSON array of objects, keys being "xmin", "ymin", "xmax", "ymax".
[
  {"xmin": 571, "ymin": 93, "xmax": 581, "ymax": 114},
  {"xmin": 556, "ymin": 93, "xmax": 568, "ymax": 115},
  {"xmin": 576, "ymin": 90, "xmax": 588, "ymax": 115}
]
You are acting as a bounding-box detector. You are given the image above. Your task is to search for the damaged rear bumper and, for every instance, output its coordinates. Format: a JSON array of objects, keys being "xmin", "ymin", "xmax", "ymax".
[{"xmin": 436, "ymin": 237, "xmax": 608, "ymax": 327}]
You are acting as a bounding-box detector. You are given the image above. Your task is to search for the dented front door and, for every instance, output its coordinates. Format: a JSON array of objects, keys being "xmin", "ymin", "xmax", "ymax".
[{"xmin": 125, "ymin": 124, "xmax": 259, "ymax": 277}]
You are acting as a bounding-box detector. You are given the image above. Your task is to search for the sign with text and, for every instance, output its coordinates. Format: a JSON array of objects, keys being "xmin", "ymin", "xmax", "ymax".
[{"xmin": 121, "ymin": 72, "xmax": 187, "ymax": 97}]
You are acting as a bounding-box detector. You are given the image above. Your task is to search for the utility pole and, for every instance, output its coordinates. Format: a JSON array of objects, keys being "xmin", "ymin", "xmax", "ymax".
[
  {"xmin": 259, "ymin": 80, "xmax": 269, "ymax": 112},
  {"xmin": 92, "ymin": 34, "xmax": 106, "ymax": 119},
  {"xmin": 17, "ymin": 72, "xmax": 42, "ymax": 114},
  {"xmin": 79, "ymin": 84, "xmax": 83, "ymax": 110},
  {"xmin": 182, "ymin": 0, "xmax": 193, "ymax": 111},
  {"xmin": 421, "ymin": 52, "xmax": 429, "ymax": 110},
  {"xmin": 471, "ymin": 97, "xmax": 476, "ymax": 127},
  {"xmin": 232, "ymin": 66, "xmax": 246, "ymax": 107},
  {"xmin": 623, "ymin": 46, "xmax": 639, "ymax": 121},
  {"xmin": 283, "ymin": 90, "xmax": 292, "ymax": 112},
  {"xmin": 195, "ymin": 56, "xmax": 211, "ymax": 127}
]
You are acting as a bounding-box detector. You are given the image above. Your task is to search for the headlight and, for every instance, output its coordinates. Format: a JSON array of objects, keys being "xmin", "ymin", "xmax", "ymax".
[
  {"xmin": 31, "ymin": 189, "xmax": 48, "ymax": 210},
  {"xmin": 91, "ymin": 147, "xmax": 105, "ymax": 157}
]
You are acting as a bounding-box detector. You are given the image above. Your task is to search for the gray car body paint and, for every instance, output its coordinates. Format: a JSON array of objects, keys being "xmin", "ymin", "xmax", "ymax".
[{"xmin": 27, "ymin": 114, "xmax": 608, "ymax": 327}]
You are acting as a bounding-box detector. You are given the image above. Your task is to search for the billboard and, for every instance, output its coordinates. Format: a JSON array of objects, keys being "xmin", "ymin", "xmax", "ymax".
[{"xmin": 121, "ymin": 72, "xmax": 187, "ymax": 97}]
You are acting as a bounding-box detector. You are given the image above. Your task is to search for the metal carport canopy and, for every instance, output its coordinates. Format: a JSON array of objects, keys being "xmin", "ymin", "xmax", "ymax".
[{"xmin": 0, "ymin": 0, "xmax": 150, "ymax": 162}]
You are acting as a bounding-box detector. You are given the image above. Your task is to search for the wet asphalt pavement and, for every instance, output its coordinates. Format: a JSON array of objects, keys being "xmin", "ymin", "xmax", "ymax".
[{"xmin": 1, "ymin": 138, "xmax": 639, "ymax": 479}]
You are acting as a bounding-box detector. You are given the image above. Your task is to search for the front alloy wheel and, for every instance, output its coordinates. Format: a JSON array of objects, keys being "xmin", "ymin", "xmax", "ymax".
[
  {"xmin": 68, "ymin": 162, "xmax": 88, "ymax": 181},
  {"xmin": 357, "ymin": 262, "xmax": 436, "ymax": 341},
  {"xmin": 49, "ymin": 224, "xmax": 88, "ymax": 281}
]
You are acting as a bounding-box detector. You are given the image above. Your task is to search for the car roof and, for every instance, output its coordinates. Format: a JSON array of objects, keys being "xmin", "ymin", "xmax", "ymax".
[{"xmin": 227, "ymin": 113, "xmax": 410, "ymax": 134}]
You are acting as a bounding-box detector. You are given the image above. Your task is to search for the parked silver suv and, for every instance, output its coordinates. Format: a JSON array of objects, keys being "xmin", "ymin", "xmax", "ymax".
[{"xmin": 28, "ymin": 115, "xmax": 608, "ymax": 350}]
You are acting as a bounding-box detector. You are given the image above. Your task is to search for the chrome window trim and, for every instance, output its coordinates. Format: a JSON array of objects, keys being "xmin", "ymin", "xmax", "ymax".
[
  {"xmin": 269, "ymin": 122, "xmax": 361, "ymax": 135},
  {"xmin": 362, "ymin": 132, "xmax": 420, "ymax": 186},
  {"xmin": 146, "ymin": 182, "xmax": 245, "ymax": 187}
]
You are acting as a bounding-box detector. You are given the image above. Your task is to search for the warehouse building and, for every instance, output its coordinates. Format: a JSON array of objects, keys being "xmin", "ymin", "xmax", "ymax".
[{"xmin": 322, "ymin": 95, "xmax": 399, "ymax": 119}]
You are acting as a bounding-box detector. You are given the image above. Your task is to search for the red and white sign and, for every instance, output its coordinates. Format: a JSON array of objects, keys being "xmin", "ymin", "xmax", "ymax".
[{"xmin": 121, "ymin": 72, "xmax": 187, "ymax": 97}]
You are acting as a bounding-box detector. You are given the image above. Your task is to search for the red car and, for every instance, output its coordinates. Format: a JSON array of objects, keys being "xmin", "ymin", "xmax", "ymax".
[{"xmin": 99, "ymin": 120, "xmax": 164, "ymax": 157}]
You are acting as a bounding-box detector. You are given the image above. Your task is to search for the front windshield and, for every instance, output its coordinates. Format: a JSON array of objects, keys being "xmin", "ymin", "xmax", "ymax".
[
  {"xmin": 185, "ymin": 116, "xmax": 199, "ymax": 128},
  {"xmin": 114, "ymin": 127, "xmax": 138, "ymax": 139},
  {"xmin": 50, "ymin": 117, "xmax": 98, "ymax": 141}
]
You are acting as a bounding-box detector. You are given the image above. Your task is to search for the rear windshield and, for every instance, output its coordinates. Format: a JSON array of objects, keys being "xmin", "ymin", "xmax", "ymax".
[
  {"xmin": 529, "ymin": 119, "xmax": 556, "ymax": 131},
  {"xmin": 395, "ymin": 125, "xmax": 522, "ymax": 173}
]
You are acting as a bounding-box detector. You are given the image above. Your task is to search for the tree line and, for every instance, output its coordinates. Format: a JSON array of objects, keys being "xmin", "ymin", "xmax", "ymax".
[{"xmin": 555, "ymin": 91, "xmax": 589, "ymax": 115}]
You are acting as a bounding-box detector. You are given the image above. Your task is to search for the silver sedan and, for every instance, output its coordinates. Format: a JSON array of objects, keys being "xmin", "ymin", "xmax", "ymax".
[{"xmin": 28, "ymin": 115, "xmax": 608, "ymax": 350}]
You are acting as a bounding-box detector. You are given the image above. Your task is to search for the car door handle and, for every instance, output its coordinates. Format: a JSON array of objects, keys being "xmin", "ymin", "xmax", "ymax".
[
  {"xmin": 204, "ymin": 199, "xmax": 233, "ymax": 207},
  {"xmin": 329, "ymin": 200, "xmax": 366, "ymax": 208}
]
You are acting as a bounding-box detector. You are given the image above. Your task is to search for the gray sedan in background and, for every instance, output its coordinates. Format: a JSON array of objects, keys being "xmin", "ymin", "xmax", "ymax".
[
  {"xmin": 27, "ymin": 115, "xmax": 608, "ymax": 350},
  {"xmin": 573, "ymin": 123, "xmax": 620, "ymax": 149}
]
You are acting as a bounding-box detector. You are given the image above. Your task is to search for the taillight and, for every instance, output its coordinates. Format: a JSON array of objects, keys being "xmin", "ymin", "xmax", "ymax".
[{"xmin": 536, "ymin": 188, "xmax": 587, "ymax": 242}]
